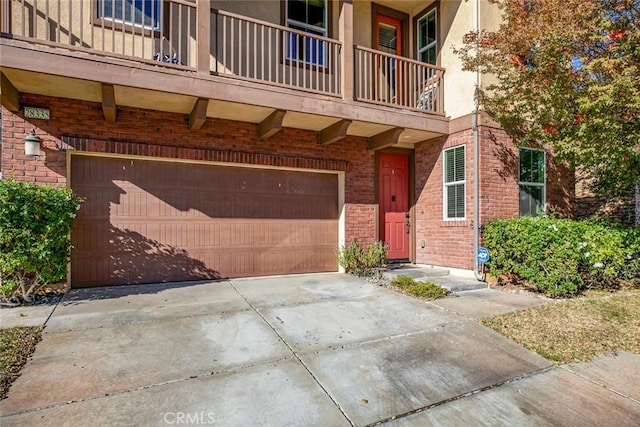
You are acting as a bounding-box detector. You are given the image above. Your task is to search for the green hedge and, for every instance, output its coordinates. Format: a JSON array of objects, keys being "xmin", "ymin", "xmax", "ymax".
[
  {"xmin": 483, "ymin": 217, "xmax": 640, "ymax": 297},
  {"xmin": 0, "ymin": 180, "xmax": 83, "ymax": 305}
]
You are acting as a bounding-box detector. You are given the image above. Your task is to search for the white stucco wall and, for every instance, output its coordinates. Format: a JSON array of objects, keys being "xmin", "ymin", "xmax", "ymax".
[
  {"xmin": 439, "ymin": 0, "xmax": 474, "ymax": 119},
  {"xmin": 440, "ymin": 0, "xmax": 502, "ymax": 119},
  {"xmin": 478, "ymin": 0, "xmax": 503, "ymax": 95},
  {"xmin": 353, "ymin": 1, "xmax": 373, "ymax": 47},
  {"xmin": 212, "ymin": 1, "xmax": 281, "ymax": 24}
]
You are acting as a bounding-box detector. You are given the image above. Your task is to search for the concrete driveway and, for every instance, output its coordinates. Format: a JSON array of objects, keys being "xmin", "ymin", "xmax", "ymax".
[{"xmin": 1, "ymin": 273, "xmax": 639, "ymax": 426}]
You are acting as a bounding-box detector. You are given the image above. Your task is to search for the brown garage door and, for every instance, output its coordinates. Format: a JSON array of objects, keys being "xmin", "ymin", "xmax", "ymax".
[{"xmin": 71, "ymin": 155, "xmax": 339, "ymax": 287}]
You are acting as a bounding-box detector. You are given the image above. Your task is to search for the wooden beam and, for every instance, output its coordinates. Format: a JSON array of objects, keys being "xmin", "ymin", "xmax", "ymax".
[
  {"xmin": 319, "ymin": 119, "xmax": 351, "ymax": 146},
  {"xmin": 258, "ymin": 109, "xmax": 286, "ymax": 140},
  {"xmin": 189, "ymin": 98, "xmax": 208, "ymax": 131},
  {"xmin": 369, "ymin": 127, "xmax": 405, "ymax": 151},
  {"xmin": 0, "ymin": 72, "xmax": 21, "ymax": 112},
  {"xmin": 101, "ymin": 83, "xmax": 116, "ymax": 122}
]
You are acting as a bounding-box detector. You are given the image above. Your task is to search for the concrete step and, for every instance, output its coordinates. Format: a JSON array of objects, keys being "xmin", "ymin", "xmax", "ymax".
[
  {"xmin": 383, "ymin": 265, "xmax": 487, "ymax": 292},
  {"xmin": 383, "ymin": 266, "xmax": 450, "ymax": 281},
  {"xmin": 424, "ymin": 276, "xmax": 487, "ymax": 293}
]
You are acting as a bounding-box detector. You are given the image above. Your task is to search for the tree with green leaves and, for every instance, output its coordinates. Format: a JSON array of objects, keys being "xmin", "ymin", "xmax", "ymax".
[{"xmin": 456, "ymin": 0, "xmax": 639, "ymax": 198}]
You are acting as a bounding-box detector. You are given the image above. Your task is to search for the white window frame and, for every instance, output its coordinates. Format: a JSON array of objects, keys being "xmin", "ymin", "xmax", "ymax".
[
  {"xmin": 285, "ymin": 0, "xmax": 328, "ymax": 66},
  {"xmin": 417, "ymin": 8, "xmax": 437, "ymax": 65},
  {"xmin": 97, "ymin": 0, "xmax": 161, "ymax": 31},
  {"xmin": 443, "ymin": 145, "xmax": 466, "ymax": 220},
  {"xmin": 518, "ymin": 148, "xmax": 546, "ymax": 217},
  {"xmin": 285, "ymin": 0, "xmax": 328, "ymax": 36}
]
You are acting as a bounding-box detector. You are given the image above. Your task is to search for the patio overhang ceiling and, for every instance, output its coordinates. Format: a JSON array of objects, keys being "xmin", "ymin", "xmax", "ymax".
[
  {"xmin": 0, "ymin": 72, "xmax": 20, "ymax": 112},
  {"xmin": 374, "ymin": 0, "xmax": 436, "ymax": 14}
]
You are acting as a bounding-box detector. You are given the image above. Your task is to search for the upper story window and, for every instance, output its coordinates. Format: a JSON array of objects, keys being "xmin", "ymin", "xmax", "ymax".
[
  {"xmin": 444, "ymin": 145, "xmax": 465, "ymax": 219},
  {"xmin": 519, "ymin": 148, "xmax": 546, "ymax": 216},
  {"xmin": 417, "ymin": 8, "xmax": 437, "ymax": 65},
  {"xmin": 97, "ymin": 0, "xmax": 161, "ymax": 30},
  {"xmin": 285, "ymin": 0, "xmax": 328, "ymax": 66},
  {"xmin": 286, "ymin": 0, "xmax": 327, "ymax": 36}
]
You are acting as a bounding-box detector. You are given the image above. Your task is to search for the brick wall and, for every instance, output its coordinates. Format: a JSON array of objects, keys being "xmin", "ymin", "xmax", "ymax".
[
  {"xmin": 479, "ymin": 127, "xmax": 574, "ymax": 221},
  {"xmin": 415, "ymin": 126, "xmax": 575, "ymax": 271},
  {"xmin": 1, "ymin": 94, "xmax": 377, "ymax": 244},
  {"xmin": 546, "ymin": 154, "xmax": 575, "ymax": 218},
  {"xmin": 478, "ymin": 127, "xmax": 519, "ymax": 223},
  {"xmin": 575, "ymin": 175, "xmax": 635, "ymax": 226},
  {"xmin": 2, "ymin": 94, "xmax": 577, "ymax": 273},
  {"xmin": 415, "ymin": 131, "xmax": 474, "ymax": 270}
]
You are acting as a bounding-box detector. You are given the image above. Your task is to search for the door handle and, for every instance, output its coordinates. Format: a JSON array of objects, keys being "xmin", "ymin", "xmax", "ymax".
[{"xmin": 405, "ymin": 212, "xmax": 410, "ymax": 234}]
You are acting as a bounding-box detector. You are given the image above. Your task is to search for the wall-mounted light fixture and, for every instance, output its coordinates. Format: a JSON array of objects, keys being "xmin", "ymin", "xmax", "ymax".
[{"xmin": 24, "ymin": 129, "xmax": 42, "ymax": 158}]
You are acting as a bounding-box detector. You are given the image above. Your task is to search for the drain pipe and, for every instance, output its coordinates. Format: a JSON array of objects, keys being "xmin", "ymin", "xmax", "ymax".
[
  {"xmin": 472, "ymin": 0, "xmax": 483, "ymax": 281},
  {"xmin": 473, "ymin": 111, "xmax": 482, "ymax": 281}
]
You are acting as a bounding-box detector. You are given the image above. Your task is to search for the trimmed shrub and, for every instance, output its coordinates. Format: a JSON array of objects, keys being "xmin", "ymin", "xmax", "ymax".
[
  {"xmin": 391, "ymin": 275, "xmax": 449, "ymax": 299},
  {"xmin": 483, "ymin": 216, "xmax": 640, "ymax": 297},
  {"xmin": 0, "ymin": 180, "xmax": 83, "ymax": 305},
  {"xmin": 337, "ymin": 241, "xmax": 388, "ymax": 278}
]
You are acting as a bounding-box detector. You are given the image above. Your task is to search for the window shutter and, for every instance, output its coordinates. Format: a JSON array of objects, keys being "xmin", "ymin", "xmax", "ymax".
[
  {"xmin": 445, "ymin": 149, "xmax": 455, "ymax": 182},
  {"xmin": 454, "ymin": 146, "xmax": 465, "ymax": 182},
  {"xmin": 445, "ymin": 146, "xmax": 465, "ymax": 184},
  {"xmin": 444, "ymin": 146, "xmax": 466, "ymax": 219},
  {"xmin": 447, "ymin": 184, "xmax": 465, "ymax": 218}
]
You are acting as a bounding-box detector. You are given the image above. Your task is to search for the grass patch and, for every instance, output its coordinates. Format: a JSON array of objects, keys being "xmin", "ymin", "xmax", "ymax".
[
  {"xmin": 479, "ymin": 292, "xmax": 640, "ymax": 364},
  {"xmin": 391, "ymin": 275, "xmax": 450, "ymax": 300},
  {"xmin": 0, "ymin": 326, "xmax": 42, "ymax": 399}
]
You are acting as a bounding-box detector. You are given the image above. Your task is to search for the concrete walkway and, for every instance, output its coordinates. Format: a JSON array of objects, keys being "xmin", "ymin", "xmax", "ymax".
[{"xmin": 1, "ymin": 273, "xmax": 638, "ymax": 426}]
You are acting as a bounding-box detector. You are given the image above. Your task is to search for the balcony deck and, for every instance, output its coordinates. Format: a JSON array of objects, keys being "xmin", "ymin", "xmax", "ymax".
[{"xmin": 1, "ymin": 0, "xmax": 449, "ymax": 145}]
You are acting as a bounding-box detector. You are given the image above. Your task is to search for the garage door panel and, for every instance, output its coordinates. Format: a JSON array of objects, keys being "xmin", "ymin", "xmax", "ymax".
[
  {"xmin": 71, "ymin": 156, "xmax": 339, "ymax": 287},
  {"xmin": 73, "ymin": 229, "xmax": 225, "ymax": 285},
  {"xmin": 149, "ymin": 190, "xmax": 337, "ymax": 220},
  {"xmin": 223, "ymin": 248, "xmax": 336, "ymax": 276}
]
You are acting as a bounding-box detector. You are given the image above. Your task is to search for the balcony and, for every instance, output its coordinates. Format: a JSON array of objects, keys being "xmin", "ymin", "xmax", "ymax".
[
  {"xmin": 354, "ymin": 46, "xmax": 444, "ymax": 114},
  {"xmin": 1, "ymin": 0, "xmax": 448, "ymax": 140}
]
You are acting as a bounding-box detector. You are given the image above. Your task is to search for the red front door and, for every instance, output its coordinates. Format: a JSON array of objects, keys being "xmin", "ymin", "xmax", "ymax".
[{"xmin": 379, "ymin": 154, "xmax": 410, "ymax": 260}]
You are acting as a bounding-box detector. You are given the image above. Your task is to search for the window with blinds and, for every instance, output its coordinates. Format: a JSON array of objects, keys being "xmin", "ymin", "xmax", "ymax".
[
  {"xmin": 444, "ymin": 146, "xmax": 465, "ymax": 219},
  {"xmin": 378, "ymin": 23, "xmax": 398, "ymax": 55}
]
